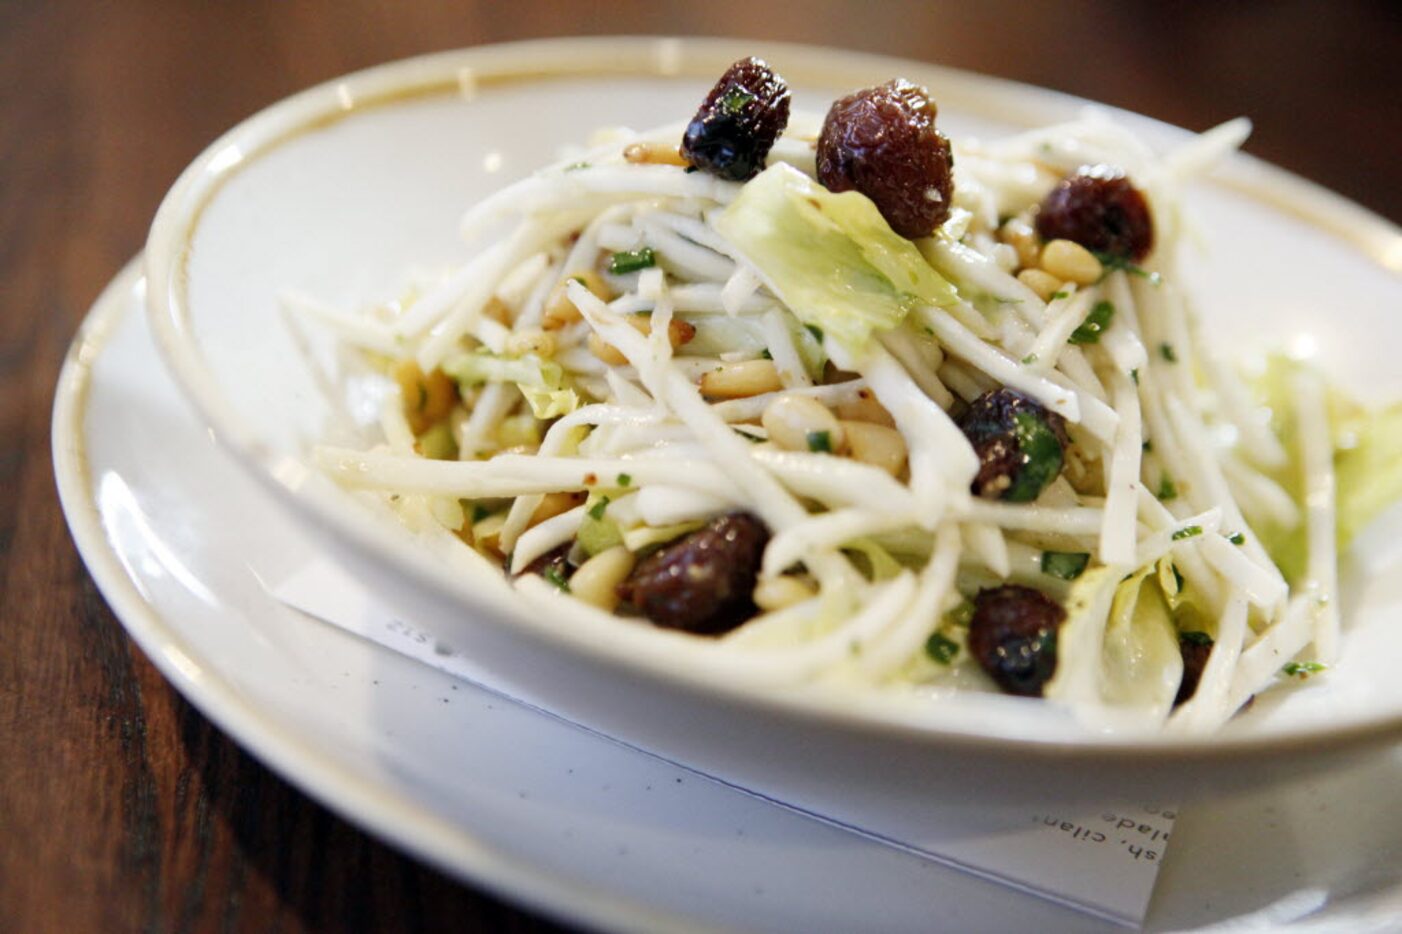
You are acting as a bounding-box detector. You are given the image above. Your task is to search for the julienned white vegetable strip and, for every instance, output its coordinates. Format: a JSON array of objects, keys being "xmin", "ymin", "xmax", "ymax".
[
  {"xmin": 1293, "ymin": 368, "xmax": 1339, "ymax": 663},
  {"xmin": 301, "ymin": 105, "xmax": 1354, "ymax": 733}
]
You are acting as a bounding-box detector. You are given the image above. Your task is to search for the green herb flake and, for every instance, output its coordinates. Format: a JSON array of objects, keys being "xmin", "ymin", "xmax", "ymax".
[
  {"xmin": 1180, "ymin": 631, "xmax": 1213, "ymax": 647},
  {"xmin": 1041, "ymin": 550, "xmax": 1091, "ymax": 580},
  {"xmin": 719, "ymin": 86, "xmax": 755, "ymax": 115},
  {"xmin": 587, "ymin": 496, "xmax": 611, "ymax": 521},
  {"xmin": 760, "ymin": 348, "xmax": 774, "ymax": 360},
  {"xmin": 1171, "ymin": 564, "xmax": 1185, "ymax": 593},
  {"xmin": 1228, "ymin": 531, "xmax": 1246, "ymax": 545},
  {"xmin": 1159, "ymin": 342, "xmax": 1178, "ymax": 363},
  {"xmin": 1283, "ymin": 661, "xmax": 1327, "ymax": 678},
  {"xmin": 733, "ymin": 427, "xmax": 764, "ymax": 443},
  {"xmin": 1131, "ymin": 368, "xmax": 1140, "ymax": 385},
  {"xmin": 947, "ymin": 600, "xmax": 975, "ymax": 628},
  {"xmin": 806, "ymin": 430, "xmax": 833, "ymax": 453},
  {"xmin": 543, "ymin": 564, "xmax": 571, "ymax": 592},
  {"xmin": 616, "ymin": 473, "xmax": 632, "ymax": 487},
  {"xmin": 924, "ymin": 631, "xmax": 960, "ymax": 665},
  {"xmin": 470, "ymin": 504, "xmax": 491, "ymax": 524},
  {"xmin": 1051, "ymin": 290, "xmax": 1070, "ymax": 301},
  {"xmin": 1142, "ymin": 439, "xmax": 1153, "ymax": 452},
  {"xmin": 608, "ymin": 247, "xmax": 657, "ymax": 275},
  {"xmin": 1068, "ymin": 300, "xmax": 1116, "ymax": 345},
  {"xmin": 1095, "ymin": 252, "xmax": 1163, "ymax": 286},
  {"xmin": 1021, "ymin": 353, "xmax": 1039, "ymax": 365},
  {"xmin": 805, "ymin": 324, "xmax": 824, "ymax": 344},
  {"xmin": 1172, "ymin": 525, "xmax": 1203, "ymax": 541},
  {"xmin": 564, "ymin": 161, "xmax": 590, "ymax": 172},
  {"xmin": 1157, "ymin": 474, "xmax": 1179, "ymax": 501},
  {"xmin": 1007, "ymin": 411, "xmax": 1065, "ymax": 502}
]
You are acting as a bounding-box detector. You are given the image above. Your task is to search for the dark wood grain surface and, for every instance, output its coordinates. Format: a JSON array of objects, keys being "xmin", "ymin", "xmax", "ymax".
[{"xmin": 4, "ymin": 2, "xmax": 1398, "ymax": 931}]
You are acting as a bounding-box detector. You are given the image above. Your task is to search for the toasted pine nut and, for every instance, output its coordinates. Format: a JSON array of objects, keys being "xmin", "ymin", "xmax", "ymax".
[
  {"xmin": 587, "ymin": 332, "xmax": 629, "ymax": 366},
  {"xmin": 753, "ymin": 575, "xmax": 817, "ymax": 612},
  {"xmin": 761, "ymin": 394, "xmax": 846, "ymax": 453},
  {"xmin": 621, "ymin": 314, "xmax": 696, "ymax": 347},
  {"xmin": 482, "ymin": 297, "xmax": 513, "ymax": 326},
  {"xmin": 1039, "ymin": 239, "xmax": 1103, "ymax": 285},
  {"xmin": 841, "ymin": 420, "xmax": 908, "ymax": 477},
  {"xmin": 530, "ymin": 491, "xmax": 585, "ymax": 527},
  {"xmin": 472, "ymin": 512, "xmax": 507, "ymax": 558},
  {"xmin": 543, "ymin": 270, "xmax": 612, "ymax": 330},
  {"xmin": 699, "ymin": 359, "xmax": 784, "ymax": 399},
  {"xmin": 394, "ymin": 361, "xmax": 459, "ymax": 434},
  {"xmin": 505, "ymin": 328, "xmax": 557, "ymax": 358},
  {"xmin": 623, "ymin": 141, "xmax": 689, "ymax": 167},
  {"xmin": 835, "ymin": 388, "xmax": 896, "ymax": 428},
  {"xmin": 568, "ymin": 546, "xmax": 636, "ymax": 611},
  {"xmin": 998, "ymin": 217, "xmax": 1041, "ymax": 270},
  {"xmin": 1016, "ymin": 268, "xmax": 1063, "ymax": 303}
]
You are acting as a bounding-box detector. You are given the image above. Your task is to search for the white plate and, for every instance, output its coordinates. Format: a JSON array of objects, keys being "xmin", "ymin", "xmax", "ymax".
[
  {"xmin": 54, "ymin": 258, "xmax": 1402, "ymax": 934},
  {"xmin": 142, "ymin": 37, "xmax": 1402, "ymax": 802}
]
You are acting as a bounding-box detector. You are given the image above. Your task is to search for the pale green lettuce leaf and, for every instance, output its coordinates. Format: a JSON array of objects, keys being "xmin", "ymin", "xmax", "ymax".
[
  {"xmin": 1103, "ymin": 567, "xmax": 1184, "ymax": 717},
  {"xmin": 713, "ymin": 163, "xmax": 958, "ymax": 350},
  {"xmin": 443, "ymin": 350, "xmax": 580, "ymax": 420}
]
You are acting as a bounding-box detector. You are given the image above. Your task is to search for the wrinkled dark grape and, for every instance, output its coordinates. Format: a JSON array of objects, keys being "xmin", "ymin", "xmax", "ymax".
[
  {"xmin": 1036, "ymin": 167, "xmax": 1154, "ymax": 261},
  {"xmin": 617, "ymin": 513, "xmax": 769, "ymax": 635},
  {"xmin": 968, "ymin": 585, "xmax": 1065, "ymax": 697},
  {"xmin": 1174, "ymin": 635, "xmax": 1213, "ymax": 706},
  {"xmin": 681, "ymin": 58, "xmax": 791, "ymax": 181},
  {"xmin": 816, "ymin": 78, "xmax": 954, "ymax": 238},
  {"xmin": 956, "ymin": 389, "xmax": 1068, "ymax": 502},
  {"xmin": 515, "ymin": 542, "xmax": 574, "ymax": 589}
]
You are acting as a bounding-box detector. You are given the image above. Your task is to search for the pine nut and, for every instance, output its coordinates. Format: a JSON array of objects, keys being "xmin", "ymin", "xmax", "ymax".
[
  {"xmin": 1016, "ymin": 268, "xmax": 1062, "ymax": 302},
  {"xmin": 699, "ymin": 359, "xmax": 784, "ymax": 398},
  {"xmin": 1039, "ymin": 239, "xmax": 1103, "ymax": 285},
  {"xmin": 623, "ymin": 141, "xmax": 689, "ymax": 167},
  {"xmin": 998, "ymin": 217, "xmax": 1041, "ymax": 270},
  {"xmin": 482, "ymin": 297, "xmax": 513, "ymax": 326},
  {"xmin": 761, "ymin": 394, "xmax": 845, "ymax": 453},
  {"xmin": 841, "ymin": 420, "xmax": 908, "ymax": 477},
  {"xmin": 568, "ymin": 546, "xmax": 636, "ymax": 611},
  {"xmin": 505, "ymin": 328, "xmax": 557, "ymax": 358},
  {"xmin": 753, "ymin": 575, "xmax": 817, "ymax": 612},
  {"xmin": 530, "ymin": 491, "xmax": 584, "ymax": 527},
  {"xmin": 543, "ymin": 270, "xmax": 612, "ymax": 330},
  {"xmin": 587, "ymin": 332, "xmax": 629, "ymax": 366},
  {"xmin": 394, "ymin": 361, "xmax": 459, "ymax": 434},
  {"xmin": 835, "ymin": 389, "xmax": 896, "ymax": 427}
]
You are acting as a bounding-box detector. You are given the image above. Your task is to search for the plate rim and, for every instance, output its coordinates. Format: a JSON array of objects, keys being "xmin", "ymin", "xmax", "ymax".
[
  {"xmin": 139, "ymin": 35, "xmax": 1402, "ymax": 759},
  {"xmin": 52, "ymin": 258, "xmax": 724, "ymax": 934}
]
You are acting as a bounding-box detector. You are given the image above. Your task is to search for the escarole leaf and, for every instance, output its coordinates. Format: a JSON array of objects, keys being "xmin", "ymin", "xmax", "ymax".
[
  {"xmin": 713, "ymin": 163, "xmax": 959, "ymax": 350},
  {"xmin": 1102, "ymin": 567, "xmax": 1183, "ymax": 718},
  {"xmin": 443, "ymin": 350, "xmax": 580, "ymax": 419},
  {"xmin": 1250, "ymin": 355, "xmax": 1402, "ymax": 582}
]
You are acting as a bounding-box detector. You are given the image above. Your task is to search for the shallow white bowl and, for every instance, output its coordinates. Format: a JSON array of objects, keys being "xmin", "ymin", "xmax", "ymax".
[{"xmin": 145, "ymin": 36, "xmax": 1402, "ymax": 803}]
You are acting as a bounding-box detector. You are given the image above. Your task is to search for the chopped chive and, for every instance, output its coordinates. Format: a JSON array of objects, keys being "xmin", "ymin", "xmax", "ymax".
[
  {"xmin": 1131, "ymin": 367, "xmax": 1140, "ymax": 385},
  {"xmin": 806, "ymin": 430, "xmax": 833, "ymax": 453},
  {"xmin": 1050, "ymin": 290, "xmax": 1070, "ymax": 300},
  {"xmin": 470, "ymin": 504, "xmax": 491, "ymax": 524},
  {"xmin": 609, "ymin": 247, "xmax": 656, "ymax": 275},
  {"xmin": 1228, "ymin": 531, "xmax": 1246, "ymax": 545},
  {"xmin": 1171, "ymin": 564, "xmax": 1185, "ymax": 593},
  {"xmin": 587, "ymin": 496, "xmax": 610, "ymax": 521},
  {"xmin": 1041, "ymin": 550, "xmax": 1090, "ymax": 581},
  {"xmin": 1180, "ymin": 631, "xmax": 1213, "ymax": 647},
  {"xmin": 719, "ymin": 86, "xmax": 755, "ymax": 115},
  {"xmin": 1172, "ymin": 525, "xmax": 1202, "ymax": 541},
  {"xmin": 924, "ymin": 631, "xmax": 960, "ymax": 665},
  {"xmin": 733, "ymin": 427, "xmax": 764, "ymax": 443},
  {"xmin": 1159, "ymin": 342, "xmax": 1178, "ymax": 363},
  {"xmin": 805, "ymin": 324, "xmax": 824, "ymax": 343},
  {"xmin": 1157, "ymin": 474, "xmax": 1179, "ymax": 501},
  {"xmin": 760, "ymin": 348, "xmax": 774, "ymax": 360},
  {"xmin": 543, "ymin": 565, "xmax": 571, "ymax": 592},
  {"xmin": 1142, "ymin": 439, "xmax": 1153, "ymax": 452},
  {"xmin": 616, "ymin": 473, "xmax": 632, "ymax": 487},
  {"xmin": 1021, "ymin": 353, "xmax": 1039, "ymax": 364},
  {"xmin": 947, "ymin": 600, "xmax": 975, "ymax": 628},
  {"xmin": 1094, "ymin": 252, "xmax": 1163, "ymax": 286},
  {"xmin": 1068, "ymin": 300, "xmax": 1116, "ymax": 345},
  {"xmin": 1283, "ymin": 661, "xmax": 1327, "ymax": 678}
]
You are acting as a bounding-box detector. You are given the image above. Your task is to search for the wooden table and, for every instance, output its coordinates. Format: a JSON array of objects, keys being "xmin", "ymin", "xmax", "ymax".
[{"xmin": 5, "ymin": 2, "xmax": 1398, "ymax": 930}]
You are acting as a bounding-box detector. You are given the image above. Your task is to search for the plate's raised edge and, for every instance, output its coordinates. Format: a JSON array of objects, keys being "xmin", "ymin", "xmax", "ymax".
[
  {"xmin": 51, "ymin": 258, "xmax": 730, "ymax": 934},
  {"xmin": 141, "ymin": 35, "xmax": 1402, "ymax": 760}
]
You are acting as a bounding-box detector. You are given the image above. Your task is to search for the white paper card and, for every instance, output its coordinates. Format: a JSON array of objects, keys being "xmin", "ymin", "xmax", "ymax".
[{"xmin": 273, "ymin": 558, "xmax": 1175, "ymax": 927}]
